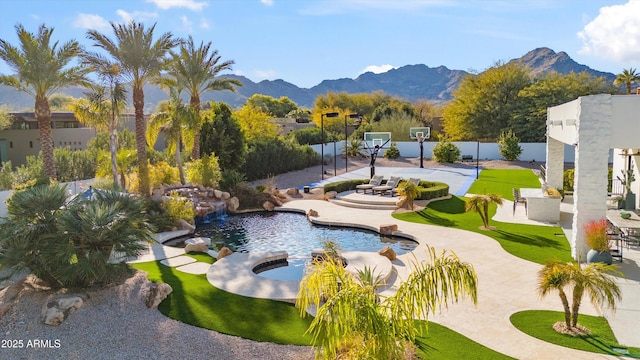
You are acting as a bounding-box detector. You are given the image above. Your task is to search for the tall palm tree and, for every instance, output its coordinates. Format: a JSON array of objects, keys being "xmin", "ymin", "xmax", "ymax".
[
  {"xmin": 0, "ymin": 23, "xmax": 89, "ymax": 178},
  {"xmin": 465, "ymin": 193, "xmax": 504, "ymax": 229},
  {"xmin": 297, "ymin": 246, "xmax": 477, "ymax": 359},
  {"xmin": 538, "ymin": 259, "xmax": 622, "ymax": 330},
  {"xmin": 159, "ymin": 36, "xmax": 241, "ymax": 159},
  {"xmin": 86, "ymin": 21, "xmax": 180, "ymax": 195},
  {"xmin": 70, "ymin": 59, "xmax": 127, "ymax": 188},
  {"xmin": 147, "ymin": 88, "xmax": 195, "ymax": 184},
  {"xmin": 613, "ymin": 68, "xmax": 640, "ymax": 94}
]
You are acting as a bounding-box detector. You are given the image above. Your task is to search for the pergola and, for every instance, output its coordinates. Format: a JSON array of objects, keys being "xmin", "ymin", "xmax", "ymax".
[{"xmin": 545, "ymin": 94, "xmax": 640, "ymax": 260}]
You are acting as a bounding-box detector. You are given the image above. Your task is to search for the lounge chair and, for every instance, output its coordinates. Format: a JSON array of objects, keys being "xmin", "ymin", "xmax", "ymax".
[
  {"xmin": 372, "ymin": 176, "xmax": 403, "ymax": 196},
  {"xmin": 355, "ymin": 175, "xmax": 384, "ymax": 194}
]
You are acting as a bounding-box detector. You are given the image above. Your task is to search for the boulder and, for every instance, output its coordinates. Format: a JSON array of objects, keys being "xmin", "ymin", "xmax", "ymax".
[
  {"xmin": 307, "ymin": 209, "xmax": 319, "ymax": 217},
  {"xmin": 325, "ymin": 191, "xmax": 338, "ymax": 199},
  {"xmin": 0, "ymin": 278, "xmax": 25, "ymax": 320},
  {"xmin": 42, "ymin": 295, "xmax": 84, "ymax": 326},
  {"xmin": 185, "ymin": 243, "xmax": 209, "ymax": 253},
  {"xmin": 379, "ymin": 224, "xmax": 398, "ymax": 235},
  {"xmin": 221, "ymin": 191, "xmax": 231, "ymax": 200},
  {"xmin": 175, "ymin": 218, "xmax": 196, "ymax": 233},
  {"xmin": 226, "ymin": 197, "xmax": 240, "ymax": 213},
  {"xmin": 213, "ymin": 189, "xmax": 223, "ymax": 199},
  {"xmin": 263, "ymin": 201, "xmax": 275, "ymax": 211},
  {"xmin": 286, "ymin": 187, "xmax": 299, "ymax": 195},
  {"xmin": 145, "ymin": 283, "xmax": 173, "ymax": 309},
  {"xmin": 378, "ymin": 246, "xmax": 397, "ymax": 261},
  {"xmin": 217, "ymin": 247, "xmax": 233, "ymax": 260}
]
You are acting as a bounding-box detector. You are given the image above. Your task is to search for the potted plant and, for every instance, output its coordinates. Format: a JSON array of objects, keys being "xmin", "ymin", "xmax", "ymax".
[
  {"xmin": 584, "ymin": 219, "xmax": 612, "ymax": 265},
  {"xmin": 617, "ymin": 169, "xmax": 636, "ymax": 210}
]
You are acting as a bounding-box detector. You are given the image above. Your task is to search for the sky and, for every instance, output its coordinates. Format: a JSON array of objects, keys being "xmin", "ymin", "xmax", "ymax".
[{"xmin": 0, "ymin": 0, "xmax": 639, "ymax": 89}]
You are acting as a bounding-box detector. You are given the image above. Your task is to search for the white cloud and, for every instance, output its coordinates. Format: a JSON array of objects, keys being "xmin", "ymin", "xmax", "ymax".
[
  {"xmin": 261, "ymin": 0, "xmax": 274, "ymax": 6},
  {"xmin": 253, "ymin": 69, "xmax": 277, "ymax": 80},
  {"xmin": 358, "ymin": 64, "xmax": 397, "ymax": 75},
  {"xmin": 200, "ymin": 18, "xmax": 210, "ymax": 29},
  {"xmin": 146, "ymin": 0, "xmax": 208, "ymax": 11},
  {"xmin": 116, "ymin": 9, "xmax": 159, "ymax": 23},
  {"xmin": 578, "ymin": 0, "xmax": 640, "ymax": 63},
  {"xmin": 73, "ymin": 13, "xmax": 111, "ymax": 31},
  {"xmin": 180, "ymin": 15, "xmax": 193, "ymax": 32}
]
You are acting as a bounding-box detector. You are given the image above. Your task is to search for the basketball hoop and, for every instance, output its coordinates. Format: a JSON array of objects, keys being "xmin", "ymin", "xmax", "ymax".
[{"xmin": 416, "ymin": 134, "xmax": 424, "ymax": 143}]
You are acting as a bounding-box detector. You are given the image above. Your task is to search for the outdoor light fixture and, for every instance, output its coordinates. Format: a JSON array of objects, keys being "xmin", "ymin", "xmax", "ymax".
[
  {"xmin": 321, "ymin": 112, "xmax": 340, "ymax": 180},
  {"xmin": 345, "ymin": 113, "xmax": 361, "ymax": 173}
]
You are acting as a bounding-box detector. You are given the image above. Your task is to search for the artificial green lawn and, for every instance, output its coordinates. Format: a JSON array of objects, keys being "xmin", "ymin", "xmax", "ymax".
[
  {"xmin": 394, "ymin": 169, "xmax": 573, "ymax": 264},
  {"xmin": 416, "ymin": 322, "xmax": 515, "ymax": 359},
  {"xmin": 510, "ymin": 310, "xmax": 640, "ymax": 357}
]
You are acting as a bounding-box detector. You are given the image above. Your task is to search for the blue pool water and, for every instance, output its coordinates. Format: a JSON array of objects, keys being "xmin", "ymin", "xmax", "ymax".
[{"xmin": 166, "ymin": 211, "xmax": 417, "ymax": 280}]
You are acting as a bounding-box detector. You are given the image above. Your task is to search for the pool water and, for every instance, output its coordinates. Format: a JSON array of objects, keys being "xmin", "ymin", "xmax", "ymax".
[{"xmin": 165, "ymin": 211, "xmax": 418, "ymax": 280}]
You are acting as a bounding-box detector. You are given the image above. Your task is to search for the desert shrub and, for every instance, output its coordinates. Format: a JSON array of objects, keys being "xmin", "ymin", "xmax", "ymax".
[
  {"xmin": 162, "ymin": 191, "xmax": 196, "ymax": 224},
  {"xmin": 255, "ymin": 185, "xmax": 266, "ymax": 192},
  {"xmin": 90, "ymin": 177, "xmax": 124, "ymax": 192},
  {"xmin": 54, "ymin": 147, "xmax": 97, "ymax": 182},
  {"xmin": 186, "ymin": 153, "xmax": 222, "ymax": 187},
  {"xmin": 343, "ymin": 139, "xmax": 368, "ymax": 158},
  {"xmin": 497, "ymin": 129, "xmax": 522, "ymax": 161},
  {"xmin": 12, "ymin": 155, "xmax": 45, "ymax": 186},
  {"xmin": 564, "ymin": 168, "xmax": 575, "ymax": 192},
  {"xmin": 230, "ymin": 182, "xmax": 273, "ymax": 210},
  {"xmin": 384, "ymin": 142, "xmax": 401, "ymax": 159},
  {"xmin": 241, "ymin": 137, "xmax": 320, "ymax": 181},
  {"xmin": 0, "ymin": 184, "xmax": 153, "ymax": 288},
  {"xmin": 289, "ymin": 127, "xmax": 324, "ymax": 145},
  {"xmin": 0, "ymin": 161, "xmax": 14, "ymax": 190},
  {"xmin": 219, "ymin": 169, "xmax": 247, "ymax": 192},
  {"xmin": 432, "ymin": 138, "xmax": 460, "ymax": 163},
  {"xmin": 149, "ymin": 161, "xmax": 180, "ymax": 187}
]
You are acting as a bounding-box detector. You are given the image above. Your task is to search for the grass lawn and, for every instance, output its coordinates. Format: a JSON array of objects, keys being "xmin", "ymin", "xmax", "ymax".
[
  {"xmin": 131, "ymin": 256, "xmax": 513, "ymax": 358},
  {"xmin": 510, "ymin": 310, "xmax": 640, "ymax": 357},
  {"xmin": 394, "ymin": 169, "xmax": 573, "ymax": 264}
]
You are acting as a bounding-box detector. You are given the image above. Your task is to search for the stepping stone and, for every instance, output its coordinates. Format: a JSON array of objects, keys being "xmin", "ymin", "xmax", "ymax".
[
  {"xmin": 160, "ymin": 255, "xmax": 197, "ymax": 268},
  {"xmin": 176, "ymin": 262, "xmax": 211, "ymax": 275}
]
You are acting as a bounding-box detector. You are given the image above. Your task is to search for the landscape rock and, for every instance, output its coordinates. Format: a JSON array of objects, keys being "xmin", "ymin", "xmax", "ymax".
[
  {"xmin": 378, "ymin": 246, "xmax": 397, "ymax": 261},
  {"xmin": 221, "ymin": 191, "xmax": 231, "ymax": 200},
  {"xmin": 217, "ymin": 247, "xmax": 233, "ymax": 260},
  {"xmin": 226, "ymin": 197, "xmax": 240, "ymax": 212},
  {"xmin": 263, "ymin": 201, "xmax": 275, "ymax": 211},
  {"xmin": 379, "ymin": 224, "xmax": 398, "ymax": 235},
  {"xmin": 325, "ymin": 191, "xmax": 338, "ymax": 199},
  {"xmin": 185, "ymin": 243, "xmax": 209, "ymax": 253},
  {"xmin": 213, "ymin": 189, "xmax": 223, "ymax": 199},
  {"xmin": 0, "ymin": 278, "xmax": 25, "ymax": 319},
  {"xmin": 307, "ymin": 209, "xmax": 319, "ymax": 217},
  {"xmin": 175, "ymin": 218, "xmax": 196, "ymax": 233},
  {"xmin": 286, "ymin": 187, "xmax": 299, "ymax": 195},
  {"xmin": 145, "ymin": 283, "xmax": 173, "ymax": 309},
  {"xmin": 42, "ymin": 295, "xmax": 84, "ymax": 326}
]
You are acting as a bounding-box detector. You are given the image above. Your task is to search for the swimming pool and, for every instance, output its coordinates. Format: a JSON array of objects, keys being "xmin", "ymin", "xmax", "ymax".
[{"xmin": 165, "ymin": 211, "xmax": 417, "ymax": 279}]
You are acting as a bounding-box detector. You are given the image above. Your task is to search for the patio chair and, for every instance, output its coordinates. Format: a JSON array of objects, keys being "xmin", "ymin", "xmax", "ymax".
[
  {"xmin": 355, "ymin": 175, "xmax": 384, "ymax": 194},
  {"xmin": 372, "ymin": 176, "xmax": 403, "ymax": 196},
  {"xmin": 512, "ymin": 188, "xmax": 527, "ymax": 216}
]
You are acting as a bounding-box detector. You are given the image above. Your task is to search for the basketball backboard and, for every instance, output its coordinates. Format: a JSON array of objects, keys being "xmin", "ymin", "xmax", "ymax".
[
  {"xmin": 410, "ymin": 127, "xmax": 431, "ymax": 140},
  {"xmin": 363, "ymin": 132, "xmax": 392, "ymax": 150}
]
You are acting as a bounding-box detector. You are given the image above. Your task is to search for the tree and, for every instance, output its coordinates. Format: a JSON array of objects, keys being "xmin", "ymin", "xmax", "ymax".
[
  {"xmin": 159, "ymin": 36, "xmax": 241, "ymax": 160},
  {"xmin": 443, "ymin": 62, "xmax": 531, "ymax": 141},
  {"xmin": 613, "ymin": 68, "xmax": 640, "ymax": 94},
  {"xmin": 148, "ymin": 89, "xmax": 195, "ymax": 184},
  {"xmin": 246, "ymin": 94, "xmax": 297, "ymax": 118},
  {"xmin": 70, "ymin": 61, "xmax": 127, "ymax": 188},
  {"xmin": 538, "ymin": 259, "xmax": 622, "ymax": 331},
  {"xmin": 0, "ymin": 23, "xmax": 89, "ymax": 178},
  {"xmin": 497, "ymin": 129, "xmax": 522, "ymax": 161},
  {"xmin": 0, "ymin": 105, "xmax": 14, "ymax": 129},
  {"xmin": 465, "ymin": 193, "xmax": 504, "ymax": 229},
  {"xmin": 296, "ymin": 246, "xmax": 477, "ymax": 359},
  {"xmin": 0, "ymin": 184, "xmax": 154, "ymax": 288},
  {"xmin": 87, "ymin": 21, "xmax": 180, "ymax": 195},
  {"xmin": 234, "ymin": 103, "xmax": 278, "ymax": 141},
  {"xmin": 200, "ymin": 101, "xmax": 246, "ymax": 171}
]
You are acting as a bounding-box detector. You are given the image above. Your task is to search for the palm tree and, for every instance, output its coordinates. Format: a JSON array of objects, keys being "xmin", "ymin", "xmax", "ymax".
[
  {"xmin": 147, "ymin": 88, "xmax": 195, "ymax": 184},
  {"xmin": 465, "ymin": 193, "xmax": 504, "ymax": 229},
  {"xmin": 159, "ymin": 36, "xmax": 241, "ymax": 160},
  {"xmin": 613, "ymin": 68, "xmax": 640, "ymax": 94},
  {"xmin": 297, "ymin": 246, "xmax": 477, "ymax": 359},
  {"xmin": 70, "ymin": 60, "xmax": 127, "ymax": 188},
  {"xmin": 0, "ymin": 23, "xmax": 89, "ymax": 178},
  {"xmin": 86, "ymin": 21, "xmax": 180, "ymax": 195},
  {"xmin": 538, "ymin": 259, "xmax": 622, "ymax": 331}
]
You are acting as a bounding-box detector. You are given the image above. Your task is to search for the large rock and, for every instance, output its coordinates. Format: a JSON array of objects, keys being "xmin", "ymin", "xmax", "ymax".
[
  {"xmin": 378, "ymin": 246, "xmax": 397, "ymax": 261},
  {"xmin": 185, "ymin": 242, "xmax": 209, "ymax": 253},
  {"xmin": 175, "ymin": 218, "xmax": 195, "ymax": 233},
  {"xmin": 0, "ymin": 278, "xmax": 25, "ymax": 319},
  {"xmin": 263, "ymin": 201, "xmax": 275, "ymax": 211},
  {"xmin": 145, "ymin": 283, "xmax": 173, "ymax": 309},
  {"xmin": 226, "ymin": 197, "xmax": 240, "ymax": 212},
  {"xmin": 42, "ymin": 295, "xmax": 83, "ymax": 326},
  {"xmin": 325, "ymin": 191, "xmax": 338, "ymax": 199},
  {"xmin": 379, "ymin": 224, "xmax": 398, "ymax": 235},
  {"xmin": 286, "ymin": 187, "xmax": 299, "ymax": 195},
  {"xmin": 213, "ymin": 189, "xmax": 223, "ymax": 199},
  {"xmin": 307, "ymin": 209, "xmax": 319, "ymax": 217},
  {"xmin": 217, "ymin": 247, "xmax": 233, "ymax": 260},
  {"xmin": 221, "ymin": 191, "xmax": 231, "ymax": 200}
]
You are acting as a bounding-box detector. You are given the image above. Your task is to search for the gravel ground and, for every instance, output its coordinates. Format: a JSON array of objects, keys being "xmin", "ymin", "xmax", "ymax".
[{"xmin": 0, "ymin": 157, "xmax": 544, "ymax": 360}]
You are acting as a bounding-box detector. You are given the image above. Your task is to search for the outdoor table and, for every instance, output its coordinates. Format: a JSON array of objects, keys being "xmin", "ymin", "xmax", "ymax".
[
  {"xmin": 519, "ymin": 188, "xmax": 561, "ymax": 222},
  {"xmin": 607, "ymin": 210, "xmax": 640, "ymax": 248}
]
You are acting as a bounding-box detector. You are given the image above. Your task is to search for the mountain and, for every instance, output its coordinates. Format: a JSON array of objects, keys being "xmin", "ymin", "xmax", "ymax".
[{"xmin": 0, "ymin": 47, "xmax": 618, "ymax": 110}]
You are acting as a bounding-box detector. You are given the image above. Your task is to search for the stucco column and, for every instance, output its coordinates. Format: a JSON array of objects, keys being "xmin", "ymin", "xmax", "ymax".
[
  {"xmin": 571, "ymin": 95, "xmax": 612, "ymax": 260},
  {"xmin": 545, "ymin": 137, "xmax": 564, "ymax": 189}
]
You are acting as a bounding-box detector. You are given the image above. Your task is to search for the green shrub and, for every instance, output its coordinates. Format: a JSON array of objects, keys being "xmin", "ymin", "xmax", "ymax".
[
  {"xmin": 162, "ymin": 192, "xmax": 196, "ymax": 224},
  {"xmin": 219, "ymin": 169, "xmax": 247, "ymax": 192},
  {"xmin": 432, "ymin": 138, "xmax": 460, "ymax": 163},
  {"xmin": 230, "ymin": 182, "xmax": 274, "ymax": 210},
  {"xmin": 0, "ymin": 161, "xmax": 14, "ymax": 190},
  {"xmin": 53, "ymin": 147, "xmax": 97, "ymax": 182},
  {"xmin": 241, "ymin": 137, "xmax": 320, "ymax": 181},
  {"xmin": 564, "ymin": 168, "xmax": 575, "ymax": 193},
  {"xmin": 186, "ymin": 153, "xmax": 222, "ymax": 187},
  {"xmin": 415, "ymin": 181, "xmax": 449, "ymax": 200},
  {"xmin": 149, "ymin": 161, "xmax": 180, "ymax": 188},
  {"xmin": 324, "ymin": 179, "xmax": 369, "ymax": 193},
  {"xmin": 383, "ymin": 142, "xmax": 401, "ymax": 159},
  {"xmin": 497, "ymin": 130, "xmax": 523, "ymax": 161}
]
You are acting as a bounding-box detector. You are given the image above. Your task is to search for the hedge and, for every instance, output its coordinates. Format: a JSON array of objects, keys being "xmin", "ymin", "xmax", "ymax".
[{"xmin": 323, "ymin": 179, "xmax": 449, "ymax": 200}]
